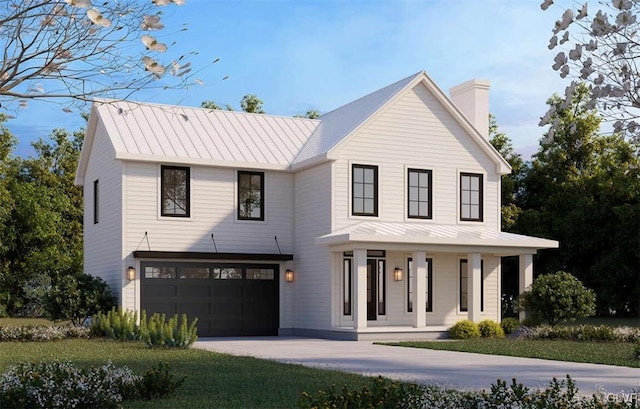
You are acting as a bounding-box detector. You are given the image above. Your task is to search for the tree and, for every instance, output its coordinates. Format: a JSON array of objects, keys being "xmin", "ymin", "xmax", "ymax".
[
  {"xmin": 240, "ymin": 94, "xmax": 265, "ymax": 114},
  {"xmin": 541, "ymin": 0, "xmax": 640, "ymax": 151},
  {"xmin": 294, "ymin": 109, "xmax": 321, "ymax": 119},
  {"xmin": 200, "ymin": 100, "xmax": 233, "ymax": 111},
  {"xmin": 0, "ymin": 0, "xmax": 198, "ymax": 115},
  {"xmin": 515, "ymin": 83, "xmax": 640, "ymax": 316},
  {"xmin": 519, "ymin": 271, "xmax": 596, "ymax": 326},
  {"xmin": 489, "ymin": 114, "xmax": 524, "ymax": 231},
  {"xmin": 44, "ymin": 273, "xmax": 115, "ymax": 325},
  {"xmin": 0, "ymin": 122, "xmax": 85, "ymax": 315}
]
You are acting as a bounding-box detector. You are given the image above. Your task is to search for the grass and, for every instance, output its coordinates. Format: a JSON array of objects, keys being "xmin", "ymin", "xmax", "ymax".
[
  {"xmin": 0, "ymin": 317, "xmax": 57, "ymax": 326},
  {"xmin": 0, "ymin": 338, "xmax": 374, "ymax": 409},
  {"xmin": 382, "ymin": 338, "xmax": 639, "ymax": 368}
]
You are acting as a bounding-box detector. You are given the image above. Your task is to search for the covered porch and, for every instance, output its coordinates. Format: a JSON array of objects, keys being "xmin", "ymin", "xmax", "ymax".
[{"xmin": 316, "ymin": 222, "xmax": 558, "ymax": 340}]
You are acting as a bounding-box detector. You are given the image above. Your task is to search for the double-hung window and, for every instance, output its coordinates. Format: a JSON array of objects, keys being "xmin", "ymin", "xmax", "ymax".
[
  {"xmin": 161, "ymin": 166, "xmax": 190, "ymax": 217},
  {"xmin": 352, "ymin": 164, "xmax": 378, "ymax": 217},
  {"xmin": 460, "ymin": 173, "xmax": 483, "ymax": 222},
  {"xmin": 238, "ymin": 171, "xmax": 264, "ymax": 221},
  {"xmin": 407, "ymin": 169, "xmax": 432, "ymax": 219}
]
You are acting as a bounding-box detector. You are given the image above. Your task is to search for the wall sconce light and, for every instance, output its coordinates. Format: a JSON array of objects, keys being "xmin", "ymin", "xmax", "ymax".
[
  {"xmin": 127, "ymin": 266, "xmax": 136, "ymax": 281},
  {"xmin": 285, "ymin": 269, "xmax": 294, "ymax": 283},
  {"xmin": 394, "ymin": 267, "xmax": 403, "ymax": 281}
]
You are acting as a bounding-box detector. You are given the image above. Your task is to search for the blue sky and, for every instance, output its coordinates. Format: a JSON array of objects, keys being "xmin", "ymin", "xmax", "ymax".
[{"xmin": 7, "ymin": 0, "xmax": 565, "ymax": 158}]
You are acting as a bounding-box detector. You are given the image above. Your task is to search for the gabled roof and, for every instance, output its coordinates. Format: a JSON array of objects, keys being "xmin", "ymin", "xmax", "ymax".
[
  {"xmin": 316, "ymin": 221, "xmax": 559, "ymax": 253},
  {"xmin": 76, "ymin": 99, "xmax": 320, "ymax": 183},
  {"xmin": 292, "ymin": 72, "xmax": 422, "ymax": 166},
  {"xmin": 76, "ymin": 70, "xmax": 512, "ymax": 185}
]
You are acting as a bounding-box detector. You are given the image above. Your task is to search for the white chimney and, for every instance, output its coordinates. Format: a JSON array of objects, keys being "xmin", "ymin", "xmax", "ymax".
[{"xmin": 449, "ymin": 79, "xmax": 490, "ymax": 139}]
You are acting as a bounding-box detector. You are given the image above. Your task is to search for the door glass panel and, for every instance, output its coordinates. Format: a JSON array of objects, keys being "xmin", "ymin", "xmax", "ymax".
[
  {"xmin": 343, "ymin": 259, "xmax": 351, "ymax": 316},
  {"xmin": 377, "ymin": 260, "xmax": 385, "ymax": 315}
]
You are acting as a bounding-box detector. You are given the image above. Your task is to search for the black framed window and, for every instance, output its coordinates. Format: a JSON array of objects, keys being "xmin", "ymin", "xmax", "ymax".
[
  {"xmin": 161, "ymin": 166, "xmax": 190, "ymax": 217},
  {"xmin": 408, "ymin": 169, "xmax": 432, "ymax": 219},
  {"xmin": 352, "ymin": 164, "xmax": 378, "ymax": 216},
  {"xmin": 93, "ymin": 179, "xmax": 99, "ymax": 224},
  {"xmin": 460, "ymin": 173, "xmax": 483, "ymax": 221},
  {"xmin": 407, "ymin": 258, "xmax": 433, "ymax": 313},
  {"xmin": 460, "ymin": 259, "xmax": 484, "ymax": 312},
  {"xmin": 238, "ymin": 171, "xmax": 264, "ymax": 220},
  {"xmin": 343, "ymin": 258, "xmax": 352, "ymax": 316}
]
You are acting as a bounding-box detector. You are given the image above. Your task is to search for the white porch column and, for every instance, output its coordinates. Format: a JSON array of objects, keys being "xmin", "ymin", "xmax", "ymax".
[
  {"xmin": 353, "ymin": 249, "xmax": 367, "ymax": 329},
  {"xmin": 412, "ymin": 251, "xmax": 427, "ymax": 328},
  {"xmin": 467, "ymin": 252, "xmax": 482, "ymax": 322},
  {"xmin": 519, "ymin": 254, "xmax": 534, "ymax": 321}
]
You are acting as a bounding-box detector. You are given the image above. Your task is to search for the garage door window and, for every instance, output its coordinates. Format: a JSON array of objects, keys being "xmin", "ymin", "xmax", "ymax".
[
  {"xmin": 246, "ymin": 268, "xmax": 275, "ymax": 280},
  {"xmin": 145, "ymin": 266, "xmax": 177, "ymax": 278},
  {"xmin": 213, "ymin": 267, "xmax": 242, "ymax": 279},
  {"xmin": 180, "ymin": 267, "xmax": 210, "ymax": 279}
]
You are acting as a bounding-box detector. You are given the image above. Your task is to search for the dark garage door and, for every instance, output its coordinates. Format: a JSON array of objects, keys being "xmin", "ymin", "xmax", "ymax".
[{"xmin": 141, "ymin": 262, "xmax": 279, "ymax": 337}]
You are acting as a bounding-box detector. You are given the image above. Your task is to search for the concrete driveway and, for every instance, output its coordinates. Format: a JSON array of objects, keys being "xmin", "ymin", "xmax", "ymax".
[{"xmin": 194, "ymin": 336, "xmax": 640, "ymax": 396}]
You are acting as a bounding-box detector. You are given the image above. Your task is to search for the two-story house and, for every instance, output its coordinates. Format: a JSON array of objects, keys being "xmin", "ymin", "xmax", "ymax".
[{"xmin": 75, "ymin": 71, "xmax": 558, "ymax": 339}]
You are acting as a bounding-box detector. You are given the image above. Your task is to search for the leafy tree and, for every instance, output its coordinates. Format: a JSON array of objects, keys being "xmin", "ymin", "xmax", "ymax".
[
  {"xmin": 515, "ymin": 83, "xmax": 640, "ymax": 316},
  {"xmin": 540, "ymin": 0, "xmax": 640, "ymax": 151},
  {"xmin": 294, "ymin": 109, "xmax": 321, "ymax": 119},
  {"xmin": 200, "ymin": 100, "xmax": 234, "ymax": 111},
  {"xmin": 0, "ymin": 124, "xmax": 85, "ymax": 315},
  {"xmin": 489, "ymin": 114, "xmax": 524, "ymax": 231},
  {"xmin": 0, "ymin": 0, "xmax": 199, "ymax": 115},
  {"xmin": 240, "ymin": 94, "xmax": 265, "ymax": 114},
  {"xmin": 519, "ymin": 271, "xmax": 596, "ymax": 326}
]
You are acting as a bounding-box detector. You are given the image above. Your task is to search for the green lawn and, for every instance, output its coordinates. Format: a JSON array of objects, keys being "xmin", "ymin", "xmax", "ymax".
[
  {"xmin": 0, "ymin": 339, "xmax": 373, "ymax": 409},
  {"xmin": 382, "ymin": 338, "xmax": 639, "ymax": 368},
  {"xmin": 0, "ymin": 317, "xmax": 57, "ymax": 326}
]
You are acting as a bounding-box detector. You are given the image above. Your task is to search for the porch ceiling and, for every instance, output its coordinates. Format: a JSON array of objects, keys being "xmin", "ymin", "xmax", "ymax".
[{"xmin": 316, "ymin": 222, "xmax": 558, "ymax": 255}]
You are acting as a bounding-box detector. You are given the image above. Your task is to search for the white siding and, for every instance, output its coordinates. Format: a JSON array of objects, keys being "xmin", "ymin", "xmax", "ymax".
[
  {"xmin": 292, "ymin": 162, "xmax": 333, "ymax": 330},
  {"xmin": 334, "ymin": 83, "xmax": 500, "ymax": 231},
  {"xmin": 123, "ymin": 163, "xmax": 294, "ymax": 255},
  {"xmin": 83, "ymin": 121, "xmax": 124, "ymax": 302}
]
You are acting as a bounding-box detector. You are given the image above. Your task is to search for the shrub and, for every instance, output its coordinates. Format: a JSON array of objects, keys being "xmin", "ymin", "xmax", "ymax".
[
  {"xmin": 500, "ymin": 317, "xmax": 520, "ymax": 335},
  {"xmin": 298, "ymin": 376, "xmax": 426, "ymax": 409},
  {"xmin": 136, "ymin": 361, "xmax": 185, "ymax": 400},
  {"xmin": 92, "ymin": 307, "xmax": 139, "ymax": 341},
  {"xmin": 44, "ymin": 274, "xmax": 116, "ymax": 325},
  {"xmin": 0, "ymin": 361, "xmax": 139, "ymax": 409},
  {"xmin": 519, "ymin": 271, "xmax": 596, "ymax": 326},
  {"xmin": 0, "ymin": 324, "xmax": 90, "ymax": 342},
  {"xmin": 478, "ymin": 320, "xmax": 505, "ymax": 338},
  {"xmin": 449, "ymin": 320, "xmax": 481, "ymax": 339},
  {"xmin": 529, "ymin": 325, "xmax": 630, "ymax": 342},
  {"xmin": 634, "ymin": 343, "xmax": 640, "ymax": 361},
  {"xmin": 139, "ymin": 312, "xmax": 198, "ymax": 348}
]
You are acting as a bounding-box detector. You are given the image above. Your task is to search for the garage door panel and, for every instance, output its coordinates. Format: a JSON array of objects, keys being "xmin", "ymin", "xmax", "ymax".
[{"xmin": 141, "ymin": 262, "xmax": 279, "ymax": 337}]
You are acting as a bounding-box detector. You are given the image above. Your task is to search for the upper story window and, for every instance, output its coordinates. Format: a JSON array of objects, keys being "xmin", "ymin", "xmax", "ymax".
[
  {"xmin": 352, "ymin": 164, "xmax": 378, "ymax": 217},
  {"xmin": 407, "ymin": 169, "xmax": 432, "ymax": 219},
  {"xmin": 460, "ymin": 173, "xmax": 483, "ymax": 222},
  {"xmin": 238, "ymin": 171, "xmax": 264, "ymax": 221},
  {"xmin": 93, "ymin": 179, "xmax": 99, "ymax": 224},
  {"xmin": 161, "ymin": 165, "xmax": 190, "ymax": 217}
]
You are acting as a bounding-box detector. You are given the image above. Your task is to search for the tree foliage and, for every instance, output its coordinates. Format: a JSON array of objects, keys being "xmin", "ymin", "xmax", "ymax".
[
  {"xmin": 0, "ymin": 0, "xmax": 199, "ymax": 115},
  {"xmin": 514, "ymin": 84, "xmax": 640, "ymax": 316},
  {"xmin": 541, "ymin": 0, "xmax": 640, "ymax": 150},
  {"xmin": 201, "ymin": 94, "xmax": 265, "ymax": 113},
  {"xmin": 44, "ymin": 273, "xmax": 115, "ymax": 325},
  {"xmin": 519, "ymin": 271, "xmax": 596, "ymax": 326},
  {"xmin": 0, "ymin": 117, "xmax": 85, "ymax": 315}
]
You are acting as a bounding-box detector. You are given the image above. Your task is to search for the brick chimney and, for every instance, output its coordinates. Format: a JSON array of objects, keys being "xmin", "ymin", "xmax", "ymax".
[{"xmin": 449, "ymin": 79, "xmax": 490, "ymax": 140}]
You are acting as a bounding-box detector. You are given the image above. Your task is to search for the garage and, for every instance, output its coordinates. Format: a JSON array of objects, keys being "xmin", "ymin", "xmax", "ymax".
[{"xmin": 140, "ymin": 261, "xmax": 280, "ymax": 337}]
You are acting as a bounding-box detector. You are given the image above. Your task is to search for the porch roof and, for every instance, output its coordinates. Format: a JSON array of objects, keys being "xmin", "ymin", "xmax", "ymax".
[{"xmin": 316, "ymin": 222, "xmax": 558, "ymax": 254}]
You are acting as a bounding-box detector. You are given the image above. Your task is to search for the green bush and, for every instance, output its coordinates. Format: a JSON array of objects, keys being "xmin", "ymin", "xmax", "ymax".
[
  {"xmin": 519, "ymin": 271, "xmax": 596, "ymax": 326},
  {"xmin": 500, "ymin": 317, "xmax": 520, "ymax": 335},
  {"xmin": 91, "ymin": 308, "xmax": 139, "ymax": 341},
  {"xmin": 449, "ymin": 320, "xmax": 481, "ymax": 339},
  {"xmin": 634, "ymin": 343, "xmax": 640, "ymax": 361},
  {"xmin": 136, "ymin": 361, "xmax": 185, "ymax": 400},
  {"xmin": 0, "ymin": 361, "xmax": 139, "ymax": 409},
  {"xmin": 530, "ymin": 325, "xmax": 635, "ymax": 343},
  {"xmin": 478, "ymin": 320, "xmax": 505, "ymax": 338},
  {"xmin": 44, "ymin": 274, "xmax": 116, "ymax": 325},
  {"xmin": 298, "ymin": 376, "xmax": 426, "ymax": 409},
  {"xmin": 140, "ymin": 313, "xmax": 198, "ymax": 349}
]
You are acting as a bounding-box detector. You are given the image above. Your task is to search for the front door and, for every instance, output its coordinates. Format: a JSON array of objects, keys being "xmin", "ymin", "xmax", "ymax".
[{"xmin": 367, "ymin": 259, "xmax": 386, "ymax": 320}]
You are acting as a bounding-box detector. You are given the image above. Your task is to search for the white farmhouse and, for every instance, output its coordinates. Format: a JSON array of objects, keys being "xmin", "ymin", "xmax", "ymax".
[{"xmin": 76, "ymin": 71, "xmax": 558, "ymax": 339}]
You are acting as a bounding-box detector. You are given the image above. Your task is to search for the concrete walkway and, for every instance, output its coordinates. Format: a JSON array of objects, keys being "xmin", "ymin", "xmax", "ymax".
[{"xmin": 194, "ymin": 336, "xmax": 640, "ymax": 396}]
